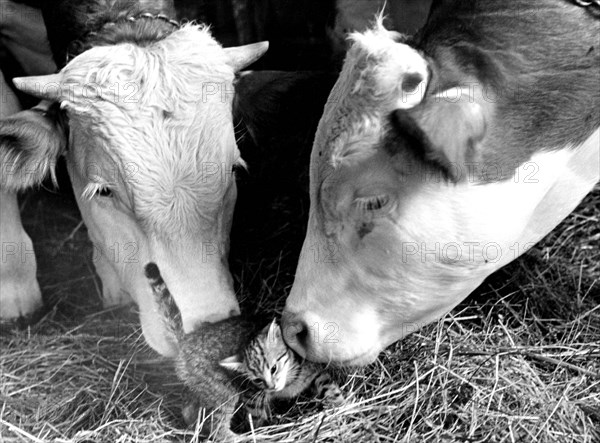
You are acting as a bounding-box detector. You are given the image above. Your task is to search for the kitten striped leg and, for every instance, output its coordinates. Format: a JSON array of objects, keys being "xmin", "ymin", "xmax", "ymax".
[
  {"xmin": 313, "ymin": 372, "xmax": 344, "ymax": 407},
  {"xmin": 208, "ymin": 399, "xmax": 240, "ymax": 443},
  {"xmin": 182, "ymin": 392, "xmax": 240, "ymax": 442},
  {"xmin": 242, "ymin": 389, "xmax": 270, "ymax": 428},
  {"xmin": 181, "ymin": 390, "xmax": 201, "ymax": 426},
  {"xmin": 144, "ymin": 263, "xmax": 184, "ymax": 341}
]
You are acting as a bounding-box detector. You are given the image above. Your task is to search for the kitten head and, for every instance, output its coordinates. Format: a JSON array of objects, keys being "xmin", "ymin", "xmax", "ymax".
[{"xmin": 219, "ymin": 319, "xmax": 295, "ymax": 393}]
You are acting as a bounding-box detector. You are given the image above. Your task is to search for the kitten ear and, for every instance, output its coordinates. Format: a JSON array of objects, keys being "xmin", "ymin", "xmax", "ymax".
[
  {"xmin": 219, "ymin": 355, "xmax": 244, "ymax": 372},
  {"xmin": 267, "ymin": 319, "xmax": 280, "ymax": 343}
]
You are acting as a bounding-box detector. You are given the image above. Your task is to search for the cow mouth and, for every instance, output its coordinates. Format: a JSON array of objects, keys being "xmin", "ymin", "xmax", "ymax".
[{"xmin": 328, "ymin": 349, "xmax": 381, "ymax": 368}]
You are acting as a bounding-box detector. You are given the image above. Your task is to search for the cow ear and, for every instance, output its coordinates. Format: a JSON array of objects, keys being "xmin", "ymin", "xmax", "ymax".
[
  {"xmin": 394, "ymin": 87, "xmax": 487, "ymax": 181},
  {"xmin": 0, "ymin": 101, "xmax": 67, "ymax": 192},
  {"xmin": 219, "ymin": 355, "xmax": 244, "ymax": 372}
]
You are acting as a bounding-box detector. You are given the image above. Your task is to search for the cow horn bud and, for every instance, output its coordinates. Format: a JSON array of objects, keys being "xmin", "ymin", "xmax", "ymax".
[
  {"xmin": 223, "ymin": 41, "xmax": 269, "ymax": 72},
  {"xmin": 13, "ymin": 74, "xmax": 64, "ymax": 101}
]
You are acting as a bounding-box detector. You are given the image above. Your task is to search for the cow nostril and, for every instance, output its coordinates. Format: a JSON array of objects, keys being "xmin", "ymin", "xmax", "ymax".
[
  {"xmin": 295, "ymin": 322, "xmax": 309, "ymax": 348},
  {"xmin": 282, "ymin": 313, "xmax": 310, "ymax": 354}
]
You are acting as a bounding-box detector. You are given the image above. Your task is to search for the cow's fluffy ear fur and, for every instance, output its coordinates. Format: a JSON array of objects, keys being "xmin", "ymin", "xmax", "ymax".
[
  {"xmin": 392, "ymin": 87, "xmax": 487, "ymax": 182},
  {"xmin": 0, "ymin": 101, "xmax": 67, "ymax": 192}
]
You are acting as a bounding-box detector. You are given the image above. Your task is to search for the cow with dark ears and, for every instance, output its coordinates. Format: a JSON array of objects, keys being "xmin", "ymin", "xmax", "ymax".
[{"xmin": 282, "ymin": 1, "xmax": 599, "ymax": 365}]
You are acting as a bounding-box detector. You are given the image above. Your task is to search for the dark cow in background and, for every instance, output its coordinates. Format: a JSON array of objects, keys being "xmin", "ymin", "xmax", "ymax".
[
  {"xmin": 0, "ymin": 0, "xmax": 269, "ymax": 355},
  {"xmin": 0, "ymin": 1, "xmax": 57, "ymax": 325},
  {"xmin": 282, "ymin": 0, "xmax": 600, "ymax": 365}
]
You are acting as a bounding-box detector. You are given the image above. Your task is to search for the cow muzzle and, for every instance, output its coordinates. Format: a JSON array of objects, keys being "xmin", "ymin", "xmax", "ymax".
[{"xmin": 281, "ymin": 309, "xmax": 383, "ymax": 366}]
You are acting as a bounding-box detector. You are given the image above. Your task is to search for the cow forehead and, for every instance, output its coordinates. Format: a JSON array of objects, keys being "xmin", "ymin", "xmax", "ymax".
[
  {"xmin": 61, "ymin": 25, "xmax": 240, "ymax": 231},
  {"xmin": 60, "ymin": 25, "xmax": 234, "ymax": 116},
  {"xmin": 313, "ymin": 21, "xmax": 428, "ymax": 176}
]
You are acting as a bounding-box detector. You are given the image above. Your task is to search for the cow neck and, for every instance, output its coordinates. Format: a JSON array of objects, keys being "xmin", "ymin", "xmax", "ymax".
[
  {"xmin": 65, "ymin": 13, "xmax": 181, "ymax": 65},
  {"xmin": 414, "ymin": 0, "xmax": 600, "ymax": 181}
]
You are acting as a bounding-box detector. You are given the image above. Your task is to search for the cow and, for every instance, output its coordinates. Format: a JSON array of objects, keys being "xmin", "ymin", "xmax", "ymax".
[
  {"xmin": 0, "ymin": 0, "xmax": 268, "ymax": 357},
  {"xmin": 282, "ymin": 0, "xmax": 600, "ymax": 366},
  {"xmin": 0, "ymin": 1, "xmax": 58, "ymax": 324}
]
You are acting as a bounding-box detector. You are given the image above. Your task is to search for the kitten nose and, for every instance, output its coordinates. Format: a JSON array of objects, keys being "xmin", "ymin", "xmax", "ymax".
[{"xmin": 281, "ymin": 311, "xmax": 310, "ymax": 358}]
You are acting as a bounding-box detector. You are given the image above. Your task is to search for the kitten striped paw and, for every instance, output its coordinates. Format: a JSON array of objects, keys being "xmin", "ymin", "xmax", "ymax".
[{"xmin": 314, "ymin": 373, "xmax": 345, "ymax": 407}]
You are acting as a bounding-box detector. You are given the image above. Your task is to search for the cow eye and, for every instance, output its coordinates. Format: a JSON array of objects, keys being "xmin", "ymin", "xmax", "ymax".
[
  {"xmin": 232, "ymin": 162, "xmax": 246, "ymax": 177},
  {"xmin": 353, "ymin": 195, "xmax": 390, "ymax": 213},
  {"xmin": 97, "ymin": 186, "xmax": 113, "ymax": 198},
  {"xmin": 82, "ymin": 182, "xmax": 114, "ymax": 200}
]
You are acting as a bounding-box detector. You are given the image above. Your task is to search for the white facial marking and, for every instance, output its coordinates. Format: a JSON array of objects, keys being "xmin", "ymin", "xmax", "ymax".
[{"xmin": 286, "ymin": 128, "xmax": 599, "ymax": 364}]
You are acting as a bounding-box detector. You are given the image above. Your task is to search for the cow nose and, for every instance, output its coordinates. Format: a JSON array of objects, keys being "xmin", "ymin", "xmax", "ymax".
[{"xmin": 281, "ymin": 311, "xmax": 310, "ymax": 358}]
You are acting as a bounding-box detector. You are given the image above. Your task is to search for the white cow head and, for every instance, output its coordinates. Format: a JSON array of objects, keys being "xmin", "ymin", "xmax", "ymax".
[
  {"xmin": 1, "ymin": 24, "xmax": 268, "ymax": 356},
  {"xmin": 281, "ymin": 22, "xmax": 599, "ymax": 365}
]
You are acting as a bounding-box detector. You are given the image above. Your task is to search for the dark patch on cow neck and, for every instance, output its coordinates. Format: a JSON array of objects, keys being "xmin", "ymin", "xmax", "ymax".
[
  {"xmin": 412, "ymin": 0, "xmax": 600, "ymax": 179},
  {"xmin": 41, "ymin": 0, "xmax": 177, "ymax": 69}
]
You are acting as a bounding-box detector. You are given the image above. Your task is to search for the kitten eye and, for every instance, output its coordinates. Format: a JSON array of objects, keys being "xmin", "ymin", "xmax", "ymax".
[{"xmin": 270, "ymin": 365, "xmax": 277, "ymax": 376}]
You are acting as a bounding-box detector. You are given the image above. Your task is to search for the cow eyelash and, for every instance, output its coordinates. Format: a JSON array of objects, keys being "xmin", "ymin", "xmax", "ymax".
[
  {"xmin": 353, "ymin": 195, "xmax": 390, "ymax": 213},
  {"xmin": 82, "ymin": 182, "xmax": 114, "ymax": 200},
  {"xmin": 232, "ymin": 160, "xmax": 247, "ymax": 176}
]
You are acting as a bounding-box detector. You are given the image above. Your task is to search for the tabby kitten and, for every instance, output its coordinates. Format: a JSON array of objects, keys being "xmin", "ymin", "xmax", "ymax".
[{"xmin": 144, "ymin": 263, "xmax": 343, "ymax": 441}]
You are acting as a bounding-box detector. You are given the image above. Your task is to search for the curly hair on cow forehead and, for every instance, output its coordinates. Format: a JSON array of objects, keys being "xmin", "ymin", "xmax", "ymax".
[
  {"xmin": 57, "ymin": 23, "xmax": 242, "ymax": 234},
  {"xmin": 60, "ymin": 23, "xmax": 233, "ymax": 112},
  {"xmin": 321, "ymin": 19, "xmax": 429, "ymax": 168}
]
